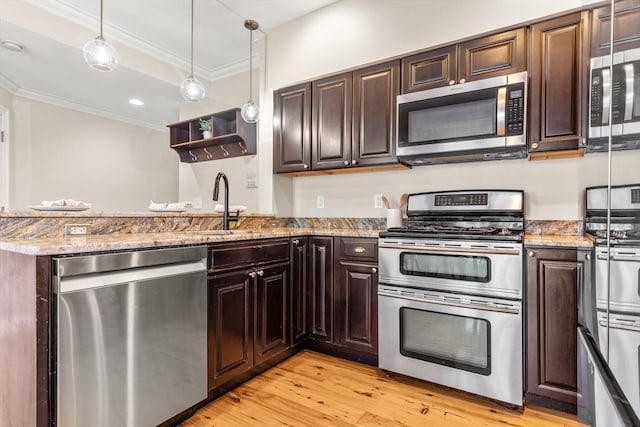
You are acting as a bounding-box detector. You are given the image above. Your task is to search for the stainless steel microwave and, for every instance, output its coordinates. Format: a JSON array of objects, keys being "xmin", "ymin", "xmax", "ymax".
[
  {"xmin": 396, "ymin": 71, "xmax": 527, "ymax": 166},
  {"xmin": 588, "ymin": 47, "xmax": 640, "ymax": 152}
]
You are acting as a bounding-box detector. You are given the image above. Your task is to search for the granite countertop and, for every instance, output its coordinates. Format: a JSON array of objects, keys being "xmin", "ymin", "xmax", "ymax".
[
  {"xmin": 0, "ymin": 228, "xmax": 383, "ymax": 256},
  {"xmin": 524, "ymin": 234, "xmax": 594, "ymax": 248}
]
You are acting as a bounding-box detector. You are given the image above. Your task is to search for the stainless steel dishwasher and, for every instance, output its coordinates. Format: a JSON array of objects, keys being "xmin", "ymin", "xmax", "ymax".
[{"xmin": 53, "ymin": 246, "xmax": 208, "ymax": 427}]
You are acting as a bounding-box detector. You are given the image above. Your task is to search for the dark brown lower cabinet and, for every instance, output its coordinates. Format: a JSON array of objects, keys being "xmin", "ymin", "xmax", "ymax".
[
  {"xmin": 208, "ymin": 269, "xmax": 253, "ymax": 390},
  {"xmin": 254, "ymin": 262, "xmax": 289, "ymax": 365},
  {"xmin": 335, "ymin": 262, "xmax": 378, "ymax": 355},
  {"xmin": 309, "ymin": 236, "xmax": 334, "ymax": 341},
  {"xmin": 290, "ymin": 237, "xmax": 309, "ymax": 346},
  {"xmin": 526, "ymin": 246, "xmax": 585, "ymax": 410}
]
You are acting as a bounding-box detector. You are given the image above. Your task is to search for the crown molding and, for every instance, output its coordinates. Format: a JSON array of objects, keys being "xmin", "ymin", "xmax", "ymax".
[
  {"xmin": 14, "ymin": 88, "xmax": 168, "ymax": 132},
  {"xmin": 0, "ymin": 73, "xmax": 19, "ymax": 94},
  {"xmin": 22, "ymin": 0, "xmax": 211, "ymax": 78}
]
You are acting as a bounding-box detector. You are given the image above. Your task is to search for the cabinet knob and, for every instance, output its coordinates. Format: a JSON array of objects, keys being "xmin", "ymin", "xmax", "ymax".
[
  {"xmin": 248, "ymin": 271, "xmax": 257, "ymax": 278},
  {"xmin": 303, "ymin": 163, "xmax": 308, "ymax": 169},
  {"xmin": 351, "ymin": 159, "xmax": 357, "ymax": 165},
  {"xmin": 372, "ymin": 267, "xmax": 377, "ymax": 273},
  {"xmin": 257, "ymin": 270, "xmax": 264, "ymax": 277},
  {"xmin": 459, "ymin": 78, "xmax": 466, "ymax": 84},
  {"xmin": 586, "ymin": 252, "xmax": 592, "ymax": 261},
  {"xmin": 343, "ymin": 160, "xmax": 349, "ymax": 166},
  {"xmin": 292, "ymin": 239, "xmax": 300, "ymax": 245},
  {"xmin": 354, "ymin": 247, "xmax": 366, "ymax": 253},
  {"xmin": 527, "ymin": 250, "xmax": 536, "ymax": 258},
  {"xmin": 531, "ymin": 142, "xmax": 539, "ymax": 150},
  {"xmin": 449, "ymin": 80, "xmax": 455, "ymax": 86},
  {"xmin": 580, "ymin": 137, "xmax": 587, "ymax": 146}
]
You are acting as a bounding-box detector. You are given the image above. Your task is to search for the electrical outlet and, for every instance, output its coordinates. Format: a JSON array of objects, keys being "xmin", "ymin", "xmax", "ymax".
[
  {"xmin": 317, "ymin": 195, "xmax": 325, "ymax": 209},
  {"xmin": 374, "ymin": 194, "xmax": 383, "ymax": 209},
  {"xmin": 64, "ymin": 224, "xmax": 90, "ymax": 235},
  {"xmin": 191, "ymin": 198, "xmax": 203, "ymax": 209}
]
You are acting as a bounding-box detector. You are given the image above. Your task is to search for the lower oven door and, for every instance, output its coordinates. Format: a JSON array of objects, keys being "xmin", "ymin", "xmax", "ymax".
[
  {"xmin": 595, "ymin": 246, "xmax": 640, "ymax": 312},
  {"xmin": 378, "ymin": 284, "xmax": 522, "ymax": 406},
  {"xmin": 597, "ymin": 312, "xmax": 640, "ymax": 420}
]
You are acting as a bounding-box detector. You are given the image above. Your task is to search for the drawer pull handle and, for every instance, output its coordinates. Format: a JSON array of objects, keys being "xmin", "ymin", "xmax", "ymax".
[{"xmin": 354, "ymin": 247, "xmax": 366, "ymax": 253}]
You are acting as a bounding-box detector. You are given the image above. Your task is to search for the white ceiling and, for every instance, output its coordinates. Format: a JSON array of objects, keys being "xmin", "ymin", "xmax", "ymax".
[{"xmin": 0, "ymin": 0, "xmax": 337, "ymax": 129}]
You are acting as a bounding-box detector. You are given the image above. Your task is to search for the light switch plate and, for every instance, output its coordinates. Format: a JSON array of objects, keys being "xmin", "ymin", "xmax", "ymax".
[
  {"xmin": 246, "ymin": 170, "xmax": 258, "ymax": 188},
  {"xmin": 317, "ymin": 195, "xmax": 325, "ymax": 209}
]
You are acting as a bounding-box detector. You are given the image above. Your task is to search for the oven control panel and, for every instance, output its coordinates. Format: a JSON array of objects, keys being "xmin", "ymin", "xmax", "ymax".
[{"xmin": 435, "ymin": 193, "xmax": 488, "ymax": 207}]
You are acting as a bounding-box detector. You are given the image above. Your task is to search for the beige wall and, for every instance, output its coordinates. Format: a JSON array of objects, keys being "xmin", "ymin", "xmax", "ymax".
[
  {"xmin": 11, "ymin": 98, "xmax": 178, "ymax": 211},
  {"xmin": 258, "ymin": 0, "xmax": 636, "ymax": 220},
  {"xmin": 178, "ymin": 71, "xmax": 263, "ymax": 213}
]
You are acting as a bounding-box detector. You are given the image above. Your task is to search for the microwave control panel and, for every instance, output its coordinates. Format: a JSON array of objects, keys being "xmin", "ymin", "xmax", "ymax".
[{"xmin": 506, "ymin": 84, "xmax": 525, "ymax": 135}]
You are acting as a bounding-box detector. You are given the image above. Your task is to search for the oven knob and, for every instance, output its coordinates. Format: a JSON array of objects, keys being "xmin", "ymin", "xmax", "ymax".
[
  {"xmin": 528, "ymin": 250, "xmax": 536, "ymax": 257},
  {"xmin": 449, "ymin": 80, "xmax": 455, "ymax": 86}
]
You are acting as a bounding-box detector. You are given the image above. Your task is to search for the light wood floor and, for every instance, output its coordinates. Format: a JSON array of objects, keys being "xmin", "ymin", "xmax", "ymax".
[{"xmin": 181, "ymin": 350, "xmax": 578, "ymax": 427}]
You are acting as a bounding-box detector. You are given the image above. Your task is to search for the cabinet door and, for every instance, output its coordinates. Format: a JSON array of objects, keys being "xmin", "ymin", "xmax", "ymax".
[
  {"xmin": 401, "ymin": 45, "xmax": 458, "ymax": 93},
  {"xmin": 458, "ymin": 28, "xmax": 526, "ymax": 83},
  {"xmin": 290, "ymin": 237, "xmax": 309, "ymax": 346},
  {"xmin": 274, "ymin": 83, "xmax": 312, "ymax": 173},
  {"xmin": 526, "ymin": 247, "xmax": 581, "ymax": 406},
  {"xmin": 591, "ymin": 0, "xmax": 640, "ymax": 57},
  {"xmin": 352, "ymin": 61, "xmax": 400, "ymax": 166},
  {"xmin": 312, "ymin": 73, "xmax": 353, "ymax": 170},
  {"xmin": 309, "ymin": 237, "xmax": 334, "ymax": 341},
  {"xmin": 254, "ymin": 263, "xmax": 290, "ymax": 366},
  {"xmin": 335, "ymin": 262, "xmax": 378, "ymax": 355},
  {"xmin": 528, "ymin": 13, "xmax": 589, "ymax": 153},
  {"xmin": 208, "ymin": 270, "xmax": 253, "ymax": 390}
]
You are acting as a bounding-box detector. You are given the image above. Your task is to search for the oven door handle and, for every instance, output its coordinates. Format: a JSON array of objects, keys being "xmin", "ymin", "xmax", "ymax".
[
  {"xmin": 379, "ymin": 243, "xmax": 520, "ymax": 256},
  {"xmin": 378, "ymin": 289, "xmax": 520, "ymax": 314},
  {"xmin": 597, "ymin": 254, "xmax": 640, "ymax": 262}
]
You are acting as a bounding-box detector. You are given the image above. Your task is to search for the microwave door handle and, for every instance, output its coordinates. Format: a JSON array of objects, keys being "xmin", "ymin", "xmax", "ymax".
[
  {"xmin": 624, "ymin": 63, "xmax": 634, "ymax": 121},
  {"xmin": 496, "ymin": 87, "xmax": 506, "ymax": 136},
  {"xmin": 602, "ymin": 68, "xmax": 611, "ymax": 125}
]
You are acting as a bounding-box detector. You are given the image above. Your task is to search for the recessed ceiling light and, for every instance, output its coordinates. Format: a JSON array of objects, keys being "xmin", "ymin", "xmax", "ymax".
[
  {"xmin": 1, "ymin": 40, "xmax": 24, "ymax": 53},
  {"xmin": 129, "ymin": 98, "xmax": 144, "ymax": 106}
]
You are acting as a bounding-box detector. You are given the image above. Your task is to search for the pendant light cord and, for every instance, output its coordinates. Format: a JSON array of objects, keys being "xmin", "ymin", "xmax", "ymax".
[
  {"xmin": 248, "ymin": 26, "xmax": 253, "ymax": 102},
  {"xmin": 190, "ymin": 0, "xmax": 195, "ymax": 78},
  {"xmin": 99, "ymin": 0, "xmax": 104, "ymax": 39}
]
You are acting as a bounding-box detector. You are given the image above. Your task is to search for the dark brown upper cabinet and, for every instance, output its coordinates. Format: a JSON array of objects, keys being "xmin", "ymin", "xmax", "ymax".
[
  {"xmin": 273, "ymin": 82, "xmax": 312, "ymax": 173},
  {"xmin": 312, "ymin": 73, "xmax": 353, "ymax": 170},
  {"xmin": 401, "ymin": 29, "xmax": 526, "ymax": 93},
  {"xmin": 352, "ymin": 61, "xmax": 400, "ymax": 166},
  {"xmin": 528, "ymin": 12, "xmax": 589, "ymax": 153},
  {"xmin": 401, "ymin": 45, "xmax": 457, "ymax": 93},
  {"xmin": 591, "ymin": 0, "xmax": 640, "ymax": 57}
]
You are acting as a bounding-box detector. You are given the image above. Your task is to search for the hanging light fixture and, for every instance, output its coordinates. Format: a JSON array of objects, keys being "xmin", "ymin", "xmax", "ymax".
[
  {"xmin": 83, "ymin": 0, "xmax": 118, "ymax": 72},
  {"xmin": 241, "ymin": 20, "xmax": 260, "ymax": 123},
  {"xmin": 180, "ymin": 0, "xmax": 205, "ymax": 102}
]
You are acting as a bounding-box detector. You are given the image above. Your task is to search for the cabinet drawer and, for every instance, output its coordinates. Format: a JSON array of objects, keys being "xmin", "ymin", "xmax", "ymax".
[
  {"xmin": 209, "ymin": 239, "xmax": 289, "ymax": 272},
  {"xmin": 339, "ymin": 238, "xmax": 378, "ymax": 263}
]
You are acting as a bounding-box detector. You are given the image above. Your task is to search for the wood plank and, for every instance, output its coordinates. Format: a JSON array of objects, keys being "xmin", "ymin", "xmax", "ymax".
[{"xmin": 182, "ymin": 350, "xmax": 579, "ymax": 427}]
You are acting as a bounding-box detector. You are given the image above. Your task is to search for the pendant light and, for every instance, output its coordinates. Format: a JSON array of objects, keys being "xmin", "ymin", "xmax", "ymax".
[
  {"xmin": 180, "ymin": 0, "xmax": 205, "ymax": 102},
  {"xmin": 83, "ymin": 0, "xmax": 118, "ymax": 72},
  {"xmin": 240, "ymin": 20, "xmax": 259, "ymax": 123}
]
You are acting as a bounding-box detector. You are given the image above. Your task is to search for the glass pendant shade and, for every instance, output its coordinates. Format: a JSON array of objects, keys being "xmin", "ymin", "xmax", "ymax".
[
  {"xmin": 83, "ymin": 37, "xmax": 118, "ymax": 72},
  {"xmin": 241, "ymin": 101, "xmax": 260, "ymax": 123},
  {"xmin": 180, "ymin": 76, "xmax": 206, "ymax": 102}
]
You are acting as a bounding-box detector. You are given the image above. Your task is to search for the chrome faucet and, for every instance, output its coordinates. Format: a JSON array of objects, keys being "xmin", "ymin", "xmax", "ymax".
[{"xmin": 213, "ymin": 172, "xmax": 237, "ymax": 230}]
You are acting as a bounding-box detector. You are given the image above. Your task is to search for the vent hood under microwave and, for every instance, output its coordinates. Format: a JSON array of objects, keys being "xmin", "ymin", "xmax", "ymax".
[{"xmin": 396, "ymin": 72, "xmax": 528, "ymax": 166}]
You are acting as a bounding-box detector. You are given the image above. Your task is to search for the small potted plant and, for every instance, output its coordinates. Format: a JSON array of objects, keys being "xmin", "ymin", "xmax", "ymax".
[{"xmin": 199, "ymin": 118, "xmax": 213, "ymax": 139}]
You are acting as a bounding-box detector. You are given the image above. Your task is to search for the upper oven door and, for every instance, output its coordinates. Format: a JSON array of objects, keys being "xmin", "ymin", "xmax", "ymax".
[
  {"xmin": 379, "ymin": 238, "xmax": 523, "ymax": 299},
  {"xmin": 396, "ymin": 71, "xmax": 527, "ymax": 157},
  {"xmin": 595, "ymin": 246, "xmax": 640, "ymax": 312}
]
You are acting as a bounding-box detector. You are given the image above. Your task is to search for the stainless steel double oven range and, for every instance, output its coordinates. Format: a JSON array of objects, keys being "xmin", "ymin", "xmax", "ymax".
[{"xmin": 378, "ymin": 189, "xmax": 524, "ymax": 407}]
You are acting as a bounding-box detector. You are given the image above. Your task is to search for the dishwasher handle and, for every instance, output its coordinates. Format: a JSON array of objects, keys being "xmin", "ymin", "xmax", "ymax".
[{"xmin": 57, "ymin": 260, "xmax": 207, "ymax": 294}]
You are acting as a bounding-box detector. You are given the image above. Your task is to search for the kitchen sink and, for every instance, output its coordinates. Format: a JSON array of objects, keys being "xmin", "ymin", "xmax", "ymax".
[{"xmin": 185, "ymin": 230, "xmax": 253, "ymax": 235}]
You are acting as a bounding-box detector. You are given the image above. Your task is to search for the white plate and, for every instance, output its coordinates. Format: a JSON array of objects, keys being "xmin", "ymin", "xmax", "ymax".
[
  {"xmin": 148, "ymin": 207, "xmax": 187, "ymax": 212},
  {"xmin": 29, "ymin": 205, "xmax": 90, "ymax": 211}
]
